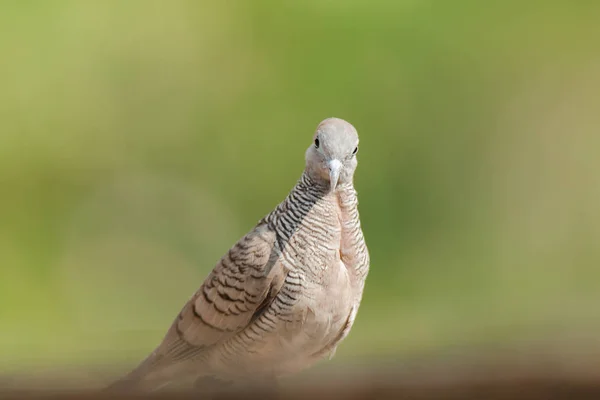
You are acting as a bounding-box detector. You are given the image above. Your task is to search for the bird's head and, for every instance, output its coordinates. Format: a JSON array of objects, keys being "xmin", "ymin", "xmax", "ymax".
[{"xmin": 305, "ymin": 117, "xmax": 359, "ymax": 192}]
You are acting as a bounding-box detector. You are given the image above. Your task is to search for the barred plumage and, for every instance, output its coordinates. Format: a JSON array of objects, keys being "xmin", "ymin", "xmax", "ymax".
[{"xmin": 107, "ymin": 117, "xmax": 369, "ymax": 392}]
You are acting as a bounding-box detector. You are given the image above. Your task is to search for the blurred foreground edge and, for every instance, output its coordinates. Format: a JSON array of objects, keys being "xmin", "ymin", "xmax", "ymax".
[
  {"xmin": 2, "ymin": 378, "xmax": 600, "ymax": 400},
  {"xmin": 2, "ymin": 384, "xmax": 600, "ymax": 400},
  {"xmin": 4, "ymin": 350, "xmax": 600, "ymax": 400}
]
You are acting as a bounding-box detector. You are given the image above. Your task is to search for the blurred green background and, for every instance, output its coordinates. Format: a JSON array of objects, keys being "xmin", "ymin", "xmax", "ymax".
[{"xmin": 1, "ymin": 0, "xmax": 600, "ymax": 380}]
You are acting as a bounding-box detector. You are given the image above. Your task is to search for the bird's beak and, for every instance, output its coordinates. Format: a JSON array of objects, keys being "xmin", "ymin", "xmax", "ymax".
[{"xmin": 328, "ymin": 159, "xmax": 342, "ymax": 192}]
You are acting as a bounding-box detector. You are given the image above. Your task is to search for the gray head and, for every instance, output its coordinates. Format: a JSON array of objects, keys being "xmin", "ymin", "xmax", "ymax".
[{"xmin": 305, "ymin": 117, "xmax": 360, "ymax": 192}]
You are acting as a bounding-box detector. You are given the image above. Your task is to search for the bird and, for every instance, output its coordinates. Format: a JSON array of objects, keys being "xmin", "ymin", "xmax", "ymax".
[{"xmin": 107, "ymin": 117, "xmax": 370, "ymax": 392}]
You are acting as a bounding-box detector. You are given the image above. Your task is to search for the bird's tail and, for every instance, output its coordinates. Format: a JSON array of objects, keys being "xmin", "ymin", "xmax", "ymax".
[
  {"xmin": 104, "ymin": 349, "xmax": 209, "ymax": 393},
  {"xmin": 104, "ymin": 349, "xmax": 173, "ymax": 393},
  {"xmin": 104, "ymin": 370, "xmax": 174, "ymax": 393}
]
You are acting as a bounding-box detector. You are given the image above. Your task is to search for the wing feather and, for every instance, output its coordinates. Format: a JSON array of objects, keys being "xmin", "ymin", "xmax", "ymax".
[{"xmin": 159, "ymin": 224, "xmax": 285, "ymax": 359}]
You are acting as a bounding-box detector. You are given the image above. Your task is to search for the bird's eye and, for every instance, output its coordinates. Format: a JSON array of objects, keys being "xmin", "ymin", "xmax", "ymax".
[
  {"xmin": 352, "ymin": 146, "xmax": 358, "ymax": 155},
  {"xmin": 314, "ymin": 138, "xmax": 320, "ymax": 148}
]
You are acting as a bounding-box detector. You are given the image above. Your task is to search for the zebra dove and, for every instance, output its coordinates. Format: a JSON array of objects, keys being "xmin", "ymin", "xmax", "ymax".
[{"xmin": 108, "ymin": 117, "xmax": 370, "ymax": 391}]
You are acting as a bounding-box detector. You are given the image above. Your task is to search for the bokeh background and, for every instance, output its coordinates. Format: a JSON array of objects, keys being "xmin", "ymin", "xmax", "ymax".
[{"xmin": 2, "ymin": 0, "xmax": 600, "ymax": 387}]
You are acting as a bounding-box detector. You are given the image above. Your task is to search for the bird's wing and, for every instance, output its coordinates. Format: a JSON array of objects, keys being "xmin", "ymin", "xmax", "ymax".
[
  {"xmin": 156, "ymin": 224, "xmax": 286, "ymax": 362},
  {"xmin": 106, "ymin": 224, "xmax": 288, "ymax": 390}
]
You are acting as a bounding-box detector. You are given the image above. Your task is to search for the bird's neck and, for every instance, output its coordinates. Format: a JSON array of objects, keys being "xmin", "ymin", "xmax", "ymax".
[
  {"xmin": 301, "ymin": 172, "xmax": 356, "ymax": 198},
  {"xmin": 262, "ymin": 173, "xmax": 357, "ymax": 229},
  {"xmin": 293, "ymin": 173, "xmax": 360, "ymax": 225},
  {"xmin": 263, "ymin": 172, "xmax": 368, "ymax": 281},
  {"xmin": 300, "ymin": 172, "xmax": 368, "ymax": 283}
]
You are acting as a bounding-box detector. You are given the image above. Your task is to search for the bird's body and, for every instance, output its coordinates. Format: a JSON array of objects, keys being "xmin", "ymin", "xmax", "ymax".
[{"xmin": 109, "ymin": 118, "xmax": 369, "ymax": 391}]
